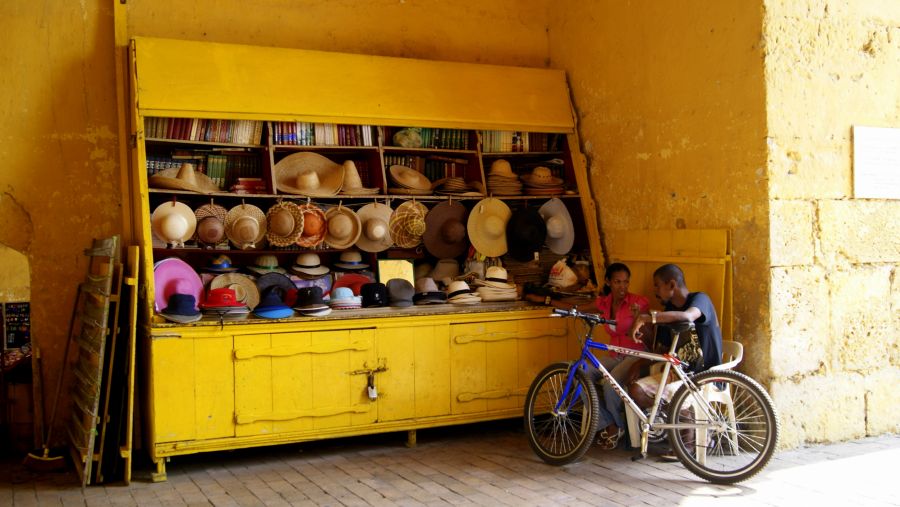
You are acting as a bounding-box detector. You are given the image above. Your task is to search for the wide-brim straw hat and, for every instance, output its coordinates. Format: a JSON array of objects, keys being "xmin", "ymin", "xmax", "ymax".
[
  {"xmin": 275, "ymin": 152, "xmax": 344, "ymax": 197},
  {"xmin": 340, "ymin": 160, "xmax": 379, "ymax": 195},
  {"xmin": 151, "ymin": 201, "xmax": 197, "ymax": 246},
  {"xmin": 265, "ymin": 201, "xmax": 305, "ymax": 247},
  {"xmin": 539, "ymin": 197, "xmax": 575, "ymax": 255},
  {"xmin": 225, "ymin": 203, "xmax": 267, "ymax": 249},
  {"xmin": 423, "ymin": 200, "xmax": 468, "ymax": 259},
  {"xmin": 389, "ymin": 200, "xmax": 428, "ymax": 249},
  {"xmin": 355, "ymin": 202, "xmax": 393, "ymax": 252},
  {"xmin": 324, "ymin": 205, "xmax": 362, "ymax": 250},
  {"xmin": 389, "ymin": 165, "xmax": 432, "ymax": 191},
  {"xmin": 296, "ymin": 203, "xmax": 327, "ymax": 248},
  {"xmin": 153, "ymin": 257, "xmax": 204, "ymax": 313},
  {"xmin": 210, "ymin": 272, "xmax": 261, "ymax": 310},
  {"xmin": 149, "ymin": 163, "xmax": 221, "ymax": 193},
  {"xmin": 194, "ymin": 203, "xmax": 228, "ymax": 246},
  {"xmin": 290, "ymin": 252, "xmax": 330, "ymax": 276},
  {"xmin": 466, "ymin": 198, "xmax": 511, "ymax": 258}
]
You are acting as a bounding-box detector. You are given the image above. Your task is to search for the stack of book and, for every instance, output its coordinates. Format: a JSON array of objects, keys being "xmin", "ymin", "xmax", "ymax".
[
  {"xmin": 480, "ymin": 131, "xmax": 563, "ymax": 153},
  {"xmin": 273, "ymin": 122, "xmax": 375, "ymax": 146},
  {"xmin": 146, "ymin": 117, "xmax": 264, "ymax": 145}
]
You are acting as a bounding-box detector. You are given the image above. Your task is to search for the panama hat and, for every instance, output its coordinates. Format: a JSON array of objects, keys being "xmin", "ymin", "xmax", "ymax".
[
  {"xmin": 203, "ymin": 254, "xmax": 240, "ymax": 273},
  {"xmin": 149, "ymin": 163, "xmax": 220, "ymax": 193},
  {"xmin": 506, "ymin": 207, "xmax": 547, "ymax": 262},
  {"xmin": 210, "ymin": 272, "xmax": 261, "ymax": 310},
  {"xmin": 274, "ymin": 152, "xmax": 344, "ymax": 197},
  {"xmin": 355, "ymin": 202, "xmax": 393, "ymax": 252},
  {"xmin": 466, "ymin": 198, "xmax": 511, "ymax": 258},
  {"xmin": 389, "ymin": 165, "xmax": 431, "ymax": 191},
  {"xmin": 340, "ymin": 160, "xmax": 379, "ymax": 195},
  {"xmin": 247, "ymin": 254, "xmax": 286, "ymax": 275},
  {"xmin": 538, "ymin": 198, "xmax": 575, "ymax": 255},
  {"xmin": 296, "ymin": 203, "xmax": 327, "ymax": 248},
  {"xmin": 153, "ymin": 257, "xmax": 203, "ymax": 313},
  {"xmin": 389, "ymin": 200, "xmax": 428, "ymax": 249},
  {"xmin": 194, "ymin": 203, "xmax": 228, "ymax": 246},
  {"xmin": 159, "ymin": 293, "xmax": 202, "ymax": 324},
  {"xmin": 151, "ymin": 201, "xmax": 197, "ymax": 247},
  {"xmin": 324, "ymin": 205, "xmax": 362, "ymax": 250},
  {"xmin": 225, "ymin": 203, "xmax": 267, "ymax": 249},
  {"xmin": 290, "ymin": 252, "xmax": 330, "ymax": 276},
  {"xmin": 265, "ymin": 201, "xmax": 305, "ymax": 247},
  {"xmin": 334, "ymin": 249, "xmax": 369, "ymax": 270},
  {"xmin": 446, "ymin": 280, "xmax": 482, "ymax": 305},
  {"xmin": 423, "ymin": 200, "xmax": 469, "ymax": 259}
]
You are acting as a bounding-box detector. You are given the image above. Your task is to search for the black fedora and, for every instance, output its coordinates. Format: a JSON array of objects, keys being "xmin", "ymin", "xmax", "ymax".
[{"xmin": 506, "ymin": 207, "xmax": 547, "ymax": 261}]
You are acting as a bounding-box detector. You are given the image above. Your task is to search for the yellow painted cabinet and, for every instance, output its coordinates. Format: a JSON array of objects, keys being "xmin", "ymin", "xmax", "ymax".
[{"xmin": 375, "ymin": 324, "xmax": 451, "ymax": 422}]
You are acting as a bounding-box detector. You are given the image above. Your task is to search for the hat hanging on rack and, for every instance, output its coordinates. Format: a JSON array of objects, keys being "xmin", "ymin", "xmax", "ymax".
[
  {"xmin": 538, "ymin": 198, "xmax": 575, "ymax": 255},
  {"xmin": 151, "ymin": 201, "xmax": 197, "ymax": 247},
  {"xmin": 194, "ymin": 202, "xmax": 228, "ymax": 247},
  {"xmin": 423, "ymin": 200, "xmax": 469, "ymax": 259},
  {"xmin": 225, "ymin": 203, "xmax": 267, "ymax": 250},
  {"xmin": 324, "ymin": 205, "xmax": 362, "ymax": 250},
  {"xmin": 274, "ymin": 152, "xmax": 344, "ymax": 197},
  {"xmin": 466, "ymin": 197, "xmax": 511, "ymax": 258},
  {"xmin": 265, "ymin": 201, "xmax": 305, "ymax": 247},
  {"xmin": 389, "ymin": 200, "xmax": 428, "ymax": 249},
  {"xmin": 355, "ymin": 202, "xmax": 393, "ymax": 252},
  {"xmin": 296, "ymin": 202, "xmax": 327, "ymax": 248}
]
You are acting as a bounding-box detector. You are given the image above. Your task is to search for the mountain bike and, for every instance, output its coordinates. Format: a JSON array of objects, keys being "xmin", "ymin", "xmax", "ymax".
[{"xmin": 523, "ymin": 308, "xmax": 779, "ymax": 484}]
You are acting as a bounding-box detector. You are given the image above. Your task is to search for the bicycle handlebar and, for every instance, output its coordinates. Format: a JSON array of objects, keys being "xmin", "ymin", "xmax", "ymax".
[{"xmin": 551, "ymin": 307, "xmax": 615, "ymax": 326}]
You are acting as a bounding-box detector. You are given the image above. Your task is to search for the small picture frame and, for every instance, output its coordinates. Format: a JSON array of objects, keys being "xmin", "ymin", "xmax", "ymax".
[{"xmin": 377, "ymin": 259, "xmax": 414, "ymax": 286}]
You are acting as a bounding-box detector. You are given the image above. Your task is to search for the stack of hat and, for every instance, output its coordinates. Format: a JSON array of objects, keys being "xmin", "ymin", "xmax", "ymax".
[
  {"xmin": 293, "ymin": 286, "xmax": 332, "ymax": 317},
  {"xmin": 413, "ymin": 278, "xmax": 447, "ymax": 305},
  {"xmin": 388, "ymin": 165, "xmax": 432, "ymax": 195},
  {"xmin": 200, "ymin": 287, "xmax": 250, "ymax": 317},
  {"xmin": 432, "ymin": 177, "xmax": 482, "ymax": 196},
  {"xmin": 151, "ymin": 201, "xmax": 197, "ymax": 248},
  {"xmin": 446, "ymin": 280, "xmax": 482, "ymax": 305},
  {"xmin": 389, "ymin": 200, "xmax": 428, "ymax": 248},
  {"xmin": 339, "ymin": 160, "xmax": 379, "ymax": 195},
  {"xmin": 356, "ymin": 202, "xmax": 393, "ymax": 252},
  {"xmin": 194, "ymin": 203, "xmax": 228, "ymax": 247},
  {"xmin": 473, "ymin": 266, "xmax": 517, "ymax": 302},
  {"xmin": 330, "ymin": 287, "xmax": 362, "ymax": 310},
  {"xmin": 225, "ymin": 203, "xmax": 267, "ymax": 249},
  {"xmin": 361, "ymin": 282, "xmax": 388, "ymax": 308},
  {"xmin": 296, "ymin": 203, "xmax": 328, "ymax": 247},
  {"xmin": 486, "ymin": 159, "xmax": 522, "ymax": 195},
  {"xmin": 521, "ymin": 166, "xmax": 564, "ymax": 196},
  {"xmin": 210, "ymin": 272, "xmax": 261, "ymax": 310},
  {"xmin": 159, "ymin": 293, "xmax": 202, "ymax": 323},
  {"xmin": 386, "ymin": 278, "xmax": 415, "ymax": 307},
  {"xmin": 274, "ymin": 152, "xmax": 344, "ymax": 197},
  {"xmin": 253, "ymin": 286, "xmax": 293, "ymax": 319},
  {"xmin": 332, "ymin": 273, "xmax": 373, "ymax": 296},
  {"xmin": 153, "ymin": 257, "xmax": 204, "ymax": 313}
]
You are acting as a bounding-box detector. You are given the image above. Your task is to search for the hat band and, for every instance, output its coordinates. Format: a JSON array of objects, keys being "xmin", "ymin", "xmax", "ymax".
[
  {"xmin": 486, "ymin": 277, "xmax": 507, "ymax": 283},
  {"xmin": 448, "ymin": 288, "xmax": 471, "ymax": 299},
  {"xmin": 295, "ymin": 263, "xmax": 323, "ymax": 269},
  {"xmin": 339, "ymin": 260, "xmax": 364, "ymax": 266}
]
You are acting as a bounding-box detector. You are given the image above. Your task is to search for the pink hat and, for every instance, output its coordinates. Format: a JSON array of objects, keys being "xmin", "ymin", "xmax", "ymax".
[{"xmin": 153, "ymin": 257, "xmax": 204, "ymax": 313}]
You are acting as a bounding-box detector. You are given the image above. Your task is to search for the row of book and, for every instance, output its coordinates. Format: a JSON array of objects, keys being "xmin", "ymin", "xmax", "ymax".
[
  {"xmin": 389, "ymin": 128, "xmax": 470, "ymax": 151},
  {"xmin": 146, "ymin": 117, "xmax": 264, "ymax": 145},
  {"xmin": 273, "ymin": 122, "xmax": 376, "ymax": 147},
  {"xmin": 384, "ymin": 154, "xmax": 470, "ymax": 184},
  {"xmin": 146, "ymin": 151, "xmax": 263, "ymax": 191},
  {"xmin": 480, "ymin": 131, "xmax": 563, "ymax": 153}
]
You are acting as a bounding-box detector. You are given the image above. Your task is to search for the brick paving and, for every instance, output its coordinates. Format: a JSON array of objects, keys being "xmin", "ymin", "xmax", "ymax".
[{"xmin": 2, "ymin": 421, "xmax": 898, "ymax": 506}]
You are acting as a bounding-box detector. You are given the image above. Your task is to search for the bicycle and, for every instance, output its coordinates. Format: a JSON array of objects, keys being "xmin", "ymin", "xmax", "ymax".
[{"xmin": 523, "ymin": 307, "xmax": 779, "ymax": 484}]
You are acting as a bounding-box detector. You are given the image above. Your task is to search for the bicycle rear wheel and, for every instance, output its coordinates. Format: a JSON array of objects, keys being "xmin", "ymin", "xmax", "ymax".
[
  {"xmin": 668, "ymin": 370, "xmax": 779, "ymax": 484},
  {"xmin": 524, "ymin": 362, "xmax": 600, "ymax": 465}
]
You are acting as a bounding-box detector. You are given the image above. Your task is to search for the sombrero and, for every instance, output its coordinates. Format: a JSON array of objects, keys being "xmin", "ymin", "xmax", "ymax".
[
  {"xmin": 296, "ymin": 203, "xmax": 327, "ymax": 248},
  {"xmin": 149, "ymin": 163, "xmax": 221, "ymax": 193},
  {"xmin": 151, "ymin": 201, "xmax": 197, "ymax": 247},
  {"xmin": 389, "ymin": 165, "xmax": 431, "ymax": 191},
  {"xmin": 389, "ymin": 200, "xmax": 428, "ymax": 249},
  {"xmin": 225, "ymin": 203, "xmax": 267, "ymax": 250},
  {"xmin": 355, "ymin": 202, "xmax": 393, "ymax": 252},
  {"xmin": 265, "ymin": 201, "xmax": 304, "ymax": 247},
  {"xmin": 538, "ymin": 198, "xmax": 575, "ymax": 255},
  {"xmin": 324, "ymin": 205, "xmax": 362, "ymax": 250},
  {"xmin": 423, "ymin": 200, "xmax": 468, "ymax": 259},
  {"xmin": 340, "ymin": 160, "xmax": 379, "ymax": 195},
  {"xmin": 466, "ymin": 198, "xmax": 511, "ymax": 257},
  {"xmin": 194, "ymin": 203, "xmax": 228, "ymax": 247},
  {"xmin": 274, "ymin": 152, "xmax": 344, "ymax": 197},
  {"xmin": 210, "ymin": 272, "xmax": 261, "ymax": 310},
  {"xmin": 153, "ymin": 257, "xmax": 203, "ymax": 313}
]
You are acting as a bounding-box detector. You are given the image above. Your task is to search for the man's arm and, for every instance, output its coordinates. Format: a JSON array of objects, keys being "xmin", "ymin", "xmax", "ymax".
[{"xmin": 628, "ymin": 306, "xmax": 702, "ymax": 341}]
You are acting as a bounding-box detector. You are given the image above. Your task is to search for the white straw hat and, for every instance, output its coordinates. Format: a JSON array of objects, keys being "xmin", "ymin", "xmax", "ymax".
[
  {"xmin": 151, "ymin": 201, "xmax": 197, "ymax": 247},
  {"xmin": 466, "ymin": 198, "xmax": 511, "ymax": 258},
  {"xmin": 275, "ymin": 152, "xmax": 344, "ymax": 197},
  {"xmin": 355, "ymin": 202, "xmax": 393, "ymax": 252}
]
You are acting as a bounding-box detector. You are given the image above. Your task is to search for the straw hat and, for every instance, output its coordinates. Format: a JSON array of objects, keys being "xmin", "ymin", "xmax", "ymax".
[
  {"xmin": 355, "ymin": 202, "xmax": 393, "ymax": 252},
  {"xmin": 296, "ymin": 203, "xmax": 327, "ymax": 248},
  {"xmin": 210, "ymin": 272, "xmax": 261, "ymax": 310},
  {"xmin": 151, "ymin": 201, "xmax": 197, "ymax": 247},
  {"xmin": 203, "ymin": 254, "xmax": 240, "ymax": 273},
  {"xmin": 466, "ymin": 198, "xmax": 511, "ymax": 257},
  {"xmin": 274, "ymin": 152, "xmax": 344, "ymax": 197},
  {"xmin": 389, "ymin": 165, "xmax": 431, "ymax": 191},
  {"xmin": 334, "ymin": 249, "xmax": 369, "ymax": 270},
  {"xmin": 389, "ymin": 200, "xmax": 428, "ymax": 249},
  {"xmin": 194, "ymin": 203, "xmax": 228, "ymax": 247},
  {"xmin": 290, "ymin": 252, "xmax": 330, "ymax": 276},
  {"xmin": 506, "ymin": 207, "xmax": 547, "ymax": 262},
  {"xmin": 149, "ymin": 163, "xmax": 220, "ymax": 193},
  {"xmin": 538, "ymin": 198, "xmax": 575, "ymax": 255},
  {"xmin": 324, "ymin": 205, "xmax": 362, "ymax": 250},
  {"xmin": 446, "ymin": 280, "xmax": 482, "ymax": 305},
  {"xmin": 489, "ymin": 159, "xmax": 516, "ymax": 178},
  {"xmin": 340, "ymin": 160, "xmax": 379, "ymax": 195},
  {"xmin": 423, "ymin": 200, "xmax": 468, "ymax": 259},
  {"xmin": 247, "ymin": 254, "xmax": 286, "ymax": 275},
  {"xmin": 225, "ymin": 203, "xmax": 267, "ymax": 249},
  {"xmin": 265, "ymin": 201, "xmax": 305, "ymax": 247},
  {"xmin": 521, "ymin": 166, "xmax": 564, "ymax": 187}
]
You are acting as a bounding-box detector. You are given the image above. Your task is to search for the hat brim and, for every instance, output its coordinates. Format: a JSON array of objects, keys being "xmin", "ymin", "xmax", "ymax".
[
  {"xmin": 423, "ymin": 201, "xmax": 469, "ymax": 259},
  {"xmin": 256, "ymin": 272, "xmax": 297, "ymax": 297},
  {"xmin": 291, "ymin": 265, "xmax": 330, "ymax": 276},
  {"xmin": 390, "ymin": 300, "xmax": 414, "ymax": 308},
  {"xmin": 247, "ymin": 266, "xmax": 287, "ymax": 275},
  {"xmin": 539, "ymin": 198, "xmax": 575, "ymax": 255},
  {"xmin": 389, "ymin": 165, "xmax": 432, "ymax": 190},
  {"xmin": 274, "ymin": 152, "xmax": 344, "ymax": 196},
  {"xmin": 151, "ymin": 202, "xmax": 198, "ymax": 245},
  {"xmin": 466, "ymin": 198, "xmax": 511, "ymax": 258},
  {"xmin": 225, "ymin": 204, "xmax": 267, "ymax": 249},
  {"xmin": 253, "ymin": 306, "xmax": 294, "ymax": 319},
  {"xmin": 266, "ymin": 202, "xmax": 305, "ymax": 247},
  {"xmin": 149, "ymin": 167, "xmax": 221, "ymax": 193},
  {"xmin": 324, "ymin": 207, "xmax": 362, "ymax": 250},
  {"xmin": 298, "ymin": 307, "xmax": 333, "ymax": 317},
  {"xmin": 334, "ymin": 262, "xmax": 369, "ymax": 270},
  {"xmin": 153, "ymin": 258, "xmax": 204, "ymax": 313}
]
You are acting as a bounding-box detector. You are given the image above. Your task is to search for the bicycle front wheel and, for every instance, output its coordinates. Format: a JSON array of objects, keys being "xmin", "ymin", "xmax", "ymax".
[
  {"xmin": 668, "ymin": 370, "xmax": 779, "ymax": 484},
  {"xmin": 524, "ymin": 362, "xmax": 600, "ymax": 466}
]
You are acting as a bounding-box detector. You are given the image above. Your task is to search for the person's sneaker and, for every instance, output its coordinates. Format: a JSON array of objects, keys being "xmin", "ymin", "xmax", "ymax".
[{"xmin": 597, "ymin": 428, "xmax": 624, "ymax": 450}]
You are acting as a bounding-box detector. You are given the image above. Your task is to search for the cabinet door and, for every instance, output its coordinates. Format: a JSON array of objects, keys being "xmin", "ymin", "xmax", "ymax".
[
  {"xmin": 376, "ymin": 324, "xmax": 450, "ymax": 421},
  {"xmin": 516, "ymin": 317, "xmax": 572, "ymax": 395},
  {"xmin": 233, "ymin": 329, "xmax": 377, "ymax": 437},
  {"xmin": 150, "ymin": 334, "xmax": 235, "ymax": 443}
]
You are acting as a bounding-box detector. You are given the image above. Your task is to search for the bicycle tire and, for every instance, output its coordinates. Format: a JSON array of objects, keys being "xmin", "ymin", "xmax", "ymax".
[
  {"xmin": 667, "ymin": 370, "xmax": 779, "ymax": 484},
  {"xmin": 524, "ymin": 362, "xmax": 600, "ymax": 465}
]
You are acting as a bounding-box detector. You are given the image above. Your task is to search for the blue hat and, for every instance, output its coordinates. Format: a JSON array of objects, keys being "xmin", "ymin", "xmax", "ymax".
[
  {"xmin": 160, "ymin": 293, "xmax": 202, "ymax": 323},
  {"xmin": 253, "ymin": 287, "xmax": 294, "ymax": 319}
]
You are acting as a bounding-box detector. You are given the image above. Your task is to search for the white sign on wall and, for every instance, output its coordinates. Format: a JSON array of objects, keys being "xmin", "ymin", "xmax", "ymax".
[{"xmin": 853, "ymin": 125, "xmax": 900, "ymax": 199}]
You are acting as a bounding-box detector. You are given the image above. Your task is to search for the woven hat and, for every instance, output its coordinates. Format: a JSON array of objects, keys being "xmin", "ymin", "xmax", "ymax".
[
  {"xmin": 389, "ymin": 165, "xmax": 431, "ymax": 191},
  {"xmin": 324, "ymin": 205, "xmax": 362, "ymax": 250},
  {"xmin": 506, "ymin": 207, "xmax": 547, "ymax": 262},
  {"xmin": 149, "ymin": 163, "xmax": 220, "ymax": 193},
  {"xmin": 203, "ymin": 254, "xmax": 240, "ymax": 273},
  {"xmin": 386, "ymin": 278, "xmax": 415, "ymax": 307},
  {"xmin": 246, "ymin": 255, "xmax": 286, "ymax": 275},
  {"xmin": 340, "ymin": 160, "xmax": 379, "ymax": 195},
  {"xmin": 194, "ymin": 203, "xmax": 228, "ymax": 246},
  {"xmin": 210, "ymin": 272, "xmax": 261, "ymax": 310},
  {"xmin": 413, "ymin": 277, "xmax": 447, "ymax": 305},
  {"xmin": 334, "ymin": 249, "xmax": 369, "ymax": 270},
  {"xmin": 489, "ymin": 159, "xmax": 516, "ymax": 178},
  {"xmin": 225, "ymin": 203, "xmax": 267, "ymax": 249},
  {"xmin": 466, "ymin": 198, "xmax": 511, "ymax": 257},
  {"xmin": 423, "ymin": 200, "xmax": 468, "ymax": 259},
  {"xmin": 296, "ymin": 203, "xmax": 327, "ymax": 248},
  {"xmin": 274, "ymin": 152, "xmax": 344, "ymax": 196},
  {"xmin": 521, "ymin": 166, "xmax": 564, "ymax": 187},
  {"xmin": 256, "ymin": 272, "xmax": 296, "ymax": 297},
  {"xmin": 153, "ymin": 257, "xmax": 203, "ymax": 313},
  {"xmin": 389, "ymin": 200, "xmax": 428, "ymax": 249},
  {"xmin": 151, "ymin": 201, "xmax": 197, "ymax": 247},
  {"xmin": 265, "ymin": 201, "xmax": 305, "ymax": 247},
  {"xmin": 355, "ymin": 202, "xmax": 393, "ymax": 252},
  {"xmin": 160, "ymin": 293, "xmax": 202, "ymax": 323},
  {"xmin": 290, "ymin": 252, "xmax": 330, "ymax": 276},
  {"xmin": 538, "ymin": 198, "xmax": 575, "ymax": 255}
]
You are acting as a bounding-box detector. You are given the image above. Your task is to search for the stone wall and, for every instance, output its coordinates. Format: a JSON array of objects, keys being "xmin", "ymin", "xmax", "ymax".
[{"xmin": 764, "ymin": 0, "xmax": 900, "ymax": 446}]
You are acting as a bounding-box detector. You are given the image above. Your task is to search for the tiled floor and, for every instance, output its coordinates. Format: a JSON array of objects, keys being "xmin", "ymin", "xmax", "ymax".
[{"xmin": 2, "ymin": 421, "xmax": 898, "ymax": 506}]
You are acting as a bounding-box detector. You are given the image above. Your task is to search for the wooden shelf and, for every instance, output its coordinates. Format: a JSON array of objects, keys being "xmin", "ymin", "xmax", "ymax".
[{"xmin": 145, "ymin": 137, "xmax": 265, "ymax": 149}]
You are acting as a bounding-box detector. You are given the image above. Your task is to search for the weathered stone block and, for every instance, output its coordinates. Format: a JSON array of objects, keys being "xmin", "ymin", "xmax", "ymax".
[
  {"xmin": 864, "ymin": 367, "xmax": 900, "ymax": 435},
  {"xmin": 770, "ymin": 373, "xmax": 866, "ymax": 448},
  {"xmin": 769, "ymin": 200, "xmax": 815, "ymax": 266},
  {"xmin": 829, "ymin": 265, "xmax": 897, "ymax": 372},
  {"xmin": 818, "ymin": 200, "xmax": 900, "ymax": 266},
  {"xmin": 769, "ymin": 266, "xmax": 829, "ymax": 377}
]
